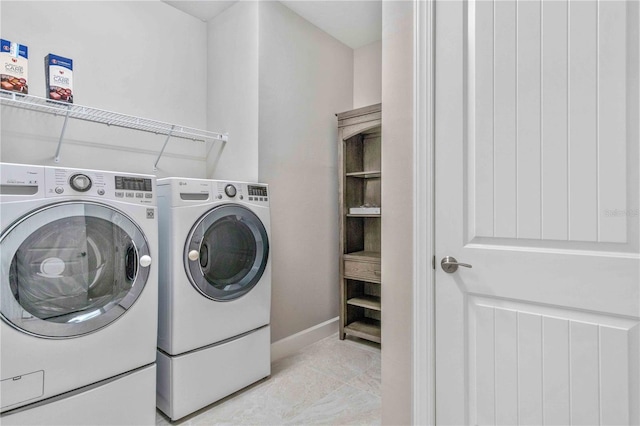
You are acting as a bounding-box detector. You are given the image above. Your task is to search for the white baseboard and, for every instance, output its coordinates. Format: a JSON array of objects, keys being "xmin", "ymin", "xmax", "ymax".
[{"xmin": 270, "ymin": 317, "xmax": 339, "ymax": 362}]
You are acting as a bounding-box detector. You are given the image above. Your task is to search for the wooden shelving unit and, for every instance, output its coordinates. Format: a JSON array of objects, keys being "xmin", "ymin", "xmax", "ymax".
[{"xmin": 337, "ymin": 103, "xmax": 382, "ymax": 345}]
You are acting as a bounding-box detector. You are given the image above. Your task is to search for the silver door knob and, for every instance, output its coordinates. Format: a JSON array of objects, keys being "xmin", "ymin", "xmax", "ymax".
[
  {"xmin": 188, "ymin": 250, "xmax": 199, "ymax": 261},
  {"xmin": 441, "ymin": 256, "xmax": 472, "ymax": 273}
]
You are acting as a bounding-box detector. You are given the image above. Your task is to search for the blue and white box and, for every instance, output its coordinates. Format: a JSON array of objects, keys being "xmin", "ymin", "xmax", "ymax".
[
  {"xmin": 45, "ymin": 53, "xmax": 73, "ymax": 103},
  {"xmin": 1, "ymin": 39, "xmax": 28, "ymax": 93}
]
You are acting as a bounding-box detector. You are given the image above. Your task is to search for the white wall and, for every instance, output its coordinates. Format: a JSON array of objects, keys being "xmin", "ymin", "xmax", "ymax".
[
  {"xmin": 381, "ymin": 1, "xmax": 414, "ymax": 424},
  {"xmin": 353, "ymin": 40, "xmax": 382, "ymax": 109},
  {"xmin": 0, "ymin": 1, "xmax": 208, "ymax": 178},
  {"xmin": 206, "ymin": 1, "xmax": 259, "ymax": 181},
  {"xmin": 2, "ymin": 0, "xmax": 373, "ymax": 348},
  {"xmin": 258, "ymin": 1, "xmax": 353, "ymax": 342}
]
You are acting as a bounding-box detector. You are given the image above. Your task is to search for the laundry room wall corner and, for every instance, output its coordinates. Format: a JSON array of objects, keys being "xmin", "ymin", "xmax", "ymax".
[
  {"xmin": 206, "ymin": 1, "xmax": 259, "ymax": 182},
  {"xmin": 381, "ymin": 0, "xmax": 415, "ymax": 424},
  {"xmin": 257, "ymin": 0, "xmax": 353, "ymax": 343},
  {"xmin": 354, "ymin": 40, "xmax": 382, "ymax": 109}
]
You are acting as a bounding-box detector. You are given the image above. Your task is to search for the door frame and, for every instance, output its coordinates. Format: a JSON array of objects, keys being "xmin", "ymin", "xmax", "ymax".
[{"xmin": 412, "ymin": 0, "xmax": 436, "ymax": 424}]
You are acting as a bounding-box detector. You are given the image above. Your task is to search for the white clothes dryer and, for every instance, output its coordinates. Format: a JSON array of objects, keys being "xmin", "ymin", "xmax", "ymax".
[
  {"xmin": 0, "ymin": 163, "xmax": 158, "ymax": 425},
  {"xmin": 156, "ymin": 178, "xmax": 271, "ymax": 421}
]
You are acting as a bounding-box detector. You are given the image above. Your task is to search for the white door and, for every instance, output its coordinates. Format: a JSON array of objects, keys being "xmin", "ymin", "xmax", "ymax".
[{"xmin": 434, "ymin": 1, "xmax": 640, "ymax": 424}]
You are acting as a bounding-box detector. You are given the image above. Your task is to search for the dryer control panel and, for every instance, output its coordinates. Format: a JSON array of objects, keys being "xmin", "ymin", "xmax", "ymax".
[
  {"xmin": 213, "ymin": 182, "xmax": 269, "ymax": 205},
  {"xmin": 44, "ymin": 167, "xmax": 155, "ymax": 205},
  {"xmin": 157, "ymin": 178, "xmax": 268, "ymax": 207}
]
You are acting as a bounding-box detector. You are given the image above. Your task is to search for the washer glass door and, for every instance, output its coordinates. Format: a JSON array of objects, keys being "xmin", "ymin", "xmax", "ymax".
[
  {"xmin": 185, "ymin": 205, "xmax": 269, "ymax": 301},
  {"xmin": 0, "ymin": 202, "xmax": 151, "ymax": 338}
]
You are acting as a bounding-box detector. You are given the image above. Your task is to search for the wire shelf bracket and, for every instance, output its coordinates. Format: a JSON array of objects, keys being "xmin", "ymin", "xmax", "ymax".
[
  {"xmin": 1, "ymin": 89, "xmax": 229, "ymax": 166},
  {"xmin": 54, "ymin": 105, "xmax": 72, "ymax": 163},
  {"xmin": 154, "ymin": 125, "xmax": 176, "ymax": 171}
]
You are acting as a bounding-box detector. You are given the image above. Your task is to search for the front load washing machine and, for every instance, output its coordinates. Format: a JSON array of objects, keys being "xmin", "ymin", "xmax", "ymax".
[
  {"xmin": 0, "ymin": 163, "xmax": 158, "ymax": 425},
  {"xmin": 156, "ymin": 178, "xmax": 271, "ymax": 421}
]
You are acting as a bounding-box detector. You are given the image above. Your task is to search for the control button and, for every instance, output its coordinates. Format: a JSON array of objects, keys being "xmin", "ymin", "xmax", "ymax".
[
  {"xmin": 97, "ymin": 189, "xmax": 105, "ymax": 196},
  {"xmin": 259, "ymin": 197, "xmax": 264, "ymax": 201},
  {"xmin": 224, "ymin": 184, "xmax": 237, "ymax": 197},
  {"xmin": 145, "ymin": 193, "xmax": 153, "ymax": 199},
  {"xmin": 217, "ymin": 194, "xmax": 223, "ymax": 200},
  {"xmin": 69, "ymin": 174, "xmax": 92, "ymax": 192},
  {"xmin": 126, "ymin": 192, "xmax": 134, "ymax": 198},
  {"xmin": 239, "ymin": 195, "xmax": 243, "ymax": 200},
  {"xmin": 135, "ymin": 193, "xmax": 144, "ymax": 198},
  {"xmin": 249, "ymin": 197, "xmax": 254, "ymax": 201},
  {"xmin": 115, "ymin": 192, "xmax": 124, "ymax": 198},
  {"xmin": 265, "ymin": 198, "xmax": 268, "ymax": 202},
  {"xmin": 55, "ymin": 186, "xmax": 64, "ymax": 194}
]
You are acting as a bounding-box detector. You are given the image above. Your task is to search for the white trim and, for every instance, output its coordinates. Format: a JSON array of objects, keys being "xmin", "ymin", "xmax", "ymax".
[
  {"xmin": 413, "ymin": 0, "xmax": 436, "ymax": 425},
  {"xmin": 270, "ymin": 317, "xmax": 339, "ymax": 362}
]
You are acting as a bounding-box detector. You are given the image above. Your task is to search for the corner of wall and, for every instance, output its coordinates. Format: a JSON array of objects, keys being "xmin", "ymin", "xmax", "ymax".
[
  {"xmin": 380, "ymin": 1, "xmax": 415, "ymax": 425},
  {"xmin": 353, "ymin": 39, "xmax": 383, "ymax": 109},
  {"xmin": 257, "ymin": 0, "xmax": 353, "ymax": 343},
  {"xmin": 206, "ymin": 1, "xmax": 260, "ymax": 181}
]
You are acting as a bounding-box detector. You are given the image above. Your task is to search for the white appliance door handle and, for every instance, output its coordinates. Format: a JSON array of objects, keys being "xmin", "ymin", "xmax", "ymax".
[
  {"xmin": 188, "ymin": 250, "xmax": 199, "ymax": 261},
  {"xmin": 139, "ymin": 255, "xmax": 152, "ymax": 268}
]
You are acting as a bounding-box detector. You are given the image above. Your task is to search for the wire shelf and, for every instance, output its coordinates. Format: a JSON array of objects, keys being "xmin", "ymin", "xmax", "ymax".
[{"xmin": 0, "ymin": 89, "xmax": 228, "ymax": 143}]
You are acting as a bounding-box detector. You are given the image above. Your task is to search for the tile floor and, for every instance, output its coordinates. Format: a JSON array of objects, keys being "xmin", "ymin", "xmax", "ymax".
[{"xmin": 155, "ymin": 334, "xmax": 381, "ymax": 425}]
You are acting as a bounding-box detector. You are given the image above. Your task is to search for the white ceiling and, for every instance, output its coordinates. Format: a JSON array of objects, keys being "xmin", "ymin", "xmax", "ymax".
[
  {"xmin": 162, "ymin": 1, "xmax": 382, "ymax": 49},
  {"xmin": 163, "ymin": 1, "xmax": 238, "ymax": 22}
]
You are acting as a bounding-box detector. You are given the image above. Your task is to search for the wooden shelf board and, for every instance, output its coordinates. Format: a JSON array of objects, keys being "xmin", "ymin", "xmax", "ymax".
[
  {"xmin": 344, "ymin": 319, "xmax": 381, "ymax": 343},
  {"xmin": 343, "ymin": 251, "xmax": 381, "ymax": 262},
  {"xmin": 345, "ymin": 171, "xmax": 381, "ymax": 179},
  {"xmin": 346, "ymin": 214, "xmax": 381, "ymax": 218},
  {"xmin": 347, "ymin": 296, "xmax": 381, "ymax": 311}
]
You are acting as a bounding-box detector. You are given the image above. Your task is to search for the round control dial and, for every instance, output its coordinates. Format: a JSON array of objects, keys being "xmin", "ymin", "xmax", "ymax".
[
  {"xmin": 224, "ymin": 184, "xmax": 237, "ymax": 198},
  {"xmin": 69, "ymin": 174, "xmax": 92, "ymax": 192}
]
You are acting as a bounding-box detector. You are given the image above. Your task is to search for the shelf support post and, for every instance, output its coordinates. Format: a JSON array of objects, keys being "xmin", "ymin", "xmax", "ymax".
[
  {"xmin": 153, "ymin": 125, "xmax": 176, "ymax": 171},
  {"xmin": 54, "ymin": 105, "xmax": 72, "ymax": 163}
]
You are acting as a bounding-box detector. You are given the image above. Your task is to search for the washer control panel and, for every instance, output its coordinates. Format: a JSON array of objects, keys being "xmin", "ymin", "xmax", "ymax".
[{"xmin": 44, "ymin": 167, "xmax": 155, "ymax": 204}]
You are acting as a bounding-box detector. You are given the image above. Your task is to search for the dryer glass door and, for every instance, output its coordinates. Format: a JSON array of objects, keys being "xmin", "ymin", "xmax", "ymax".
[
  {"xmin": 185, "ymin": 205, "xmax": 269, "ymax": 301},
  {"xmin": 0, "ymin": 202, "xmax": 151, "ymax": 338}
]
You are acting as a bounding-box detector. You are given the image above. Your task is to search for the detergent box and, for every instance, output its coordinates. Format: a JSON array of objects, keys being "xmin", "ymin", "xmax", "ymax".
[
  {"xmin": 45, "ymin": 53, "xmax": 73, "ymax": 103},
  {"xmin": 1, "ymin": 39, "xmax": 28, "ymax": 93}
]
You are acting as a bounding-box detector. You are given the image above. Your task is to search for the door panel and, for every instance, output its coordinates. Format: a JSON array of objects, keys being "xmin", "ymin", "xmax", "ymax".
[
  {"xmin": 541, "ymin": 0, "xmax": 569, "ymax": 241},
  {"xmin": 468, "ymin": 296, "xmax": 639, "ymax": 426},
  {"xmin": 466, "ymin": 0, "xmax": 637, "ymax": 247},
  {"xmin": 435, "ymin": 0, "xmax": 640, "ymax": 424}
]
